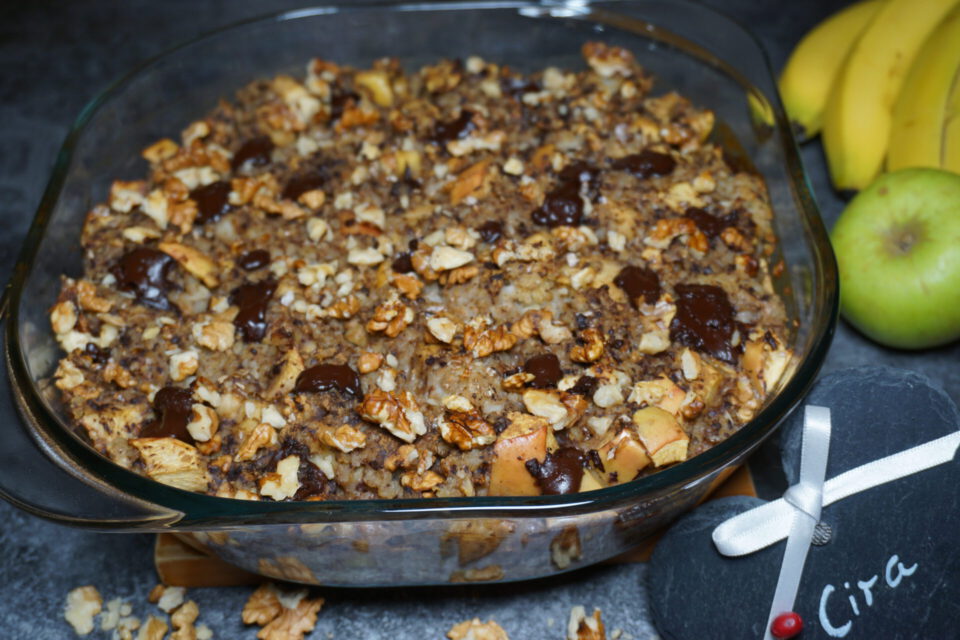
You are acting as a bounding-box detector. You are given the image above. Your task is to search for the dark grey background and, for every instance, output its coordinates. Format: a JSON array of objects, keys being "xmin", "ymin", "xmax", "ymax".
[{"xmin": 1, "ymin": 1, "xmax": 957, "ymax": 638}]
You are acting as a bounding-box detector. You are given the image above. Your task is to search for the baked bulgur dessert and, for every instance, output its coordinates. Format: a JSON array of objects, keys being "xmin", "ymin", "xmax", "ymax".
[{"xmin": 50, "ymin": 42, "xmax": 792, "ymax": 501}]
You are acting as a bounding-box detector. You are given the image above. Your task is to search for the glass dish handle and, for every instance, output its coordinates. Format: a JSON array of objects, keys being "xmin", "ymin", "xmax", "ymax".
[{"xmin": 0, "ymin": 305, "xmax": 181, "ymax": 529}]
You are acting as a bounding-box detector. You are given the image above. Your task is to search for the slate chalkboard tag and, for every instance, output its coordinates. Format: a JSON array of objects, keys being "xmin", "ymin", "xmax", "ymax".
[{"xmin": 648, "ymin": 367, "xmax": 960, "ymax": 639}]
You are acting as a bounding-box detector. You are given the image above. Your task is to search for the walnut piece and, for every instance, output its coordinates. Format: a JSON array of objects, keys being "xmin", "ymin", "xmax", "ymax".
[
  {"xmin": 567, "ymin": 606, "xmax": 606, "ymax": 640},
  {"xmin": 447, "ymin": 618, "xmax": 511, "ymax": 640},
  {"xmin": 50, "ymin": 300, "xmax": 78, "ymax": 335},
  {"xmin": 169, "ymin": 350, "xmax": 199, "ymax": 382},
  {"xmin": 357, "ymin": 351, "xmax": 384, "ymax": 373},
  {"xmin": 193, "ymin": 319, "xmax": 236, "ymax": 352},
  {"xmin": 64, "ymin": 585, "xmax": 103, "ymax": 636},
  {"xmin": 463, "ymin": 321, "xmax": 517, "ymax": 358},
  {"xmin": 357, "ymin": 389, "xmax": 427, "ymax": 443},
  {"xmin": 367, "ymin": 294, "xmax": 415, "ymax": 338},
  {"xmin": 318, "ymin": 424, "xmax": 367, "ymax": 453},
  {"xmin": 138, "ymin": 615, "xmax": 170, "ymax": 640},
  {"xmin": 185, "ymin": 405, "xmax": 219, "ymax": 442},
  {"xmin": 426, "ymin": 316, "xmax": 459, "ymax": 343},
  {"xmin": 569, "ymin": 328, "xmax": 604, "ymax": 363},
  {"xmin": 257, "ymin": 595, "xmax": 324, "ymax": 640},
  {"xmin": 522, "ymin": 389, "xmax": 585, "ymax": 430},
  {"xmin": 265, "ymin": 349, "xmax": 305, "ymax": 399},
  {"xmin": 242, "ymin": 584, "xmax": 283, "ymax": 626},
  {"xmin": 158, "ymin": 242, "xmax": 219, "ymax": 288},
  {"xmin": 440, "ymin": 410, "xmax": 497, "ymax": 451},
  {"xmin": 259, "ymin": 455, "xmax": 302, "ymax": 501},
  {"xmin": 235, "ymin": 423, "xmax": 278, "ymax": 462},
  {"xmin": 401, "ymin": 469, "xmax": 444, "ymax": 493}
]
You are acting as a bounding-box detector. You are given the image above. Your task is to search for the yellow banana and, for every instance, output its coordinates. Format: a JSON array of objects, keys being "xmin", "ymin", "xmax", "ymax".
[
  {"xmin": 943, "ymin": 59, "xmax": 960, "ymax": 172},
  {"xmin": 822, "ymin": 0, "xmax": 960, "ymax": 191},
  {"xmin": 888, "ymin": 5, "xmax": 960, "ymax": 171},
  {"xmin": 779, "ymin": 0, "xmax": 884, "ymax": 140}
]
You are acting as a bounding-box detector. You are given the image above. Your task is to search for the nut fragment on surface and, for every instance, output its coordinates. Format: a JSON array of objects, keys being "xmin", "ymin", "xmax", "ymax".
[
  {"xmin": 567, "ymin": 606, "xmax": 606, "ymax": 640},
  {"xmin": 357, "ymin": 389, "xmax": 427, "ymax": 443},
  {"xmin": 138, "ymin": 615, "xmax": 169, "ymax": 640},
  {"xmin": 318, "ymin": 424, "xmax": 367, "ymax": 453},
  {"xmin": 259, "ymin": 454, "xmax": 302, "ymax": 500},
  {"xmin": 185, "ymin": 405, "xmax": 219, "ymax": 443},
  {"xmin": 464, "ymin": 321, "xmax": 517, "ymax": 358},
  {"xmin": 64, "ymin": 586, "xmax": 103, "ymax": 636},
  {"xmin": 366, "ymin": 294, "xmax": 415, "ymax": 338},
  {"xmin": 169, "ymin": 350, "xmax": 200, "ymax": 382},
  {"xmin": 569, "ymin": 328, "xmax": 604, "ymax": 363},
  {"xmin": 426, "ymin": 316, "xmax": 459, "ymax": 343},
  {"xmin": 242, "ymin": 583, "xmax": 283, "ymax": 626},
  {"xmin": 440, "ymin": 409, "xmax": 497, "ymax": 451},
  {"xmin": 243, "ymin": 586, "xmax": 325, "ymax": 640},
  {"xmin": 447, "ymin": 618, "xmax": 511, "ymax": 640},
  {"xmin": 158, "ymin": 242, "xmax": 219, "ymax": 288}
]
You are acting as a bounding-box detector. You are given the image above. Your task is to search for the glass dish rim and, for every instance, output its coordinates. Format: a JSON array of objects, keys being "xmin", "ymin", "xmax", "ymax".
[{"xmin": 2, "ymin": 0, "xmax": 838, "ymax": 526}]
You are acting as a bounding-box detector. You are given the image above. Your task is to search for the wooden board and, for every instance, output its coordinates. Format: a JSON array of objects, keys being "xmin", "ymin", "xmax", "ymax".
[{"xmin": 154, "ymin": 465, "xmax": 757, "ymax": 586}]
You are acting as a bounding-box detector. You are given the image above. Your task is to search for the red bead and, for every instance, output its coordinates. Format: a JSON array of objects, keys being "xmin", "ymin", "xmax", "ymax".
[{"xmin": 771, "ymin": 612, "xmax": 804, "ymax": 638}]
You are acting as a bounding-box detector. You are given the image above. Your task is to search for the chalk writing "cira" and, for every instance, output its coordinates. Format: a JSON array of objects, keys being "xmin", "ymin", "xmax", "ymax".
[{"xmin": 818, "ymin": 554, "xmax": 918, "ymax": 638}]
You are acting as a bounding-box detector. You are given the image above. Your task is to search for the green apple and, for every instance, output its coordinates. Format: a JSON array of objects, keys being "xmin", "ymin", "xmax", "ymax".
[{"xmin": 831, "ymin": 167, "xmax": 960, "ymax": 349}]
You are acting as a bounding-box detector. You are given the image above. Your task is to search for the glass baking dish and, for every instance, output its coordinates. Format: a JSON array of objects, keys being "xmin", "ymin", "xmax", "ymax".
[{"xmin": 0, "ymin": 0, "xmax": 836, "ymax": 586}]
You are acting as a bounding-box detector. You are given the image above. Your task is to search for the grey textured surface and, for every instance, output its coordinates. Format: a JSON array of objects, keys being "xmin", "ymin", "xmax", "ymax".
[{"xmin": 1, "ymin": 1, "xmax": 959, "ymax": 638}]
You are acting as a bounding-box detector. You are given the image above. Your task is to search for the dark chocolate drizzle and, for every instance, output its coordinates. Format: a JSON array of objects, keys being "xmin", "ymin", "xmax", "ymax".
[
  {"xmin": 110, "ymin": 248, "xmax": 176, "ymax": 311},
  {"xmin": 231, "ymin": 279, "xmax": 277, "ymax": 342},
  {"xmin": 294, "ymin": 364, "xmax": 362, "ymax": 397},
  {"xmin": 670, "ymin": 283, "xmax": 738, "ymax": 364}
]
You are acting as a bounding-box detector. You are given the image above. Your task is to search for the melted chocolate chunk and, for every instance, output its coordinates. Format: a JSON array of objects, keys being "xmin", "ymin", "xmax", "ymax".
[
  {"xmin": 231, "ymin": 136, "xmax": 274, "ymax": 172},
  {"xmin": 670, "ymin": 283, "xmax": 738, "ymax": 364},
  {"xmin": 476, "ymin": 220, "xmax": 504, "ymax": 244},
  {"xmin": 282, "ymin": 171, "xmax": 326, "ymax": 202},
  {"xmin": 525, "ymin": 447, "xmax": 585, "ymax": 495},
  {"xmin": 569, "ymin": 375, "xmax": 599, "ymax": 397},
  {"xmin": 294, "ymin": 364, "xmax": 361, "ymax": 397},
  {"xmin": 523, "ymin": 353, "xmax": 563, "ymax": 389},
  {"xmin": 140, "ymin": 386, "xmax": 194, "ymax": 442},
  {"xmin": 110, "ymin": 248, "xmax": 176, "ymax": 310},
  {"xmin": 685, "ymin": 207, "xmax": 739, "ymax": 240},
  {"xmin": 231, "ymin": 279, "xmax": 277, "ymax": 342},
  {"xmin": 431, "ymin": 110, "xmax": 476, "ymax": 145},
  {"xmin": 391, "ymin": 252, "xmax": 414, "ymax": 274},
  {"xmin": 238, "ymin": 250, "xmax": 270, "ymax": 271},
  {"xmin": 532, "ymin": 162, "xmax": 602, "ymax": 228},
  {"xmin": 330, "ymin": 88, "xmax": 360, "ymax": 122},
  {"xmin": 614, "ymin": 265, "xmax": 661, "ymax": 307},
  {"xmin": 294, "ymin": 459, "xmax": 329, "ymax": 500},
  {"xmin": 611, "ymin": 149, "xmax": 676, "ymax": 178},
  {"xmin": 190, "ymin": 181, "xmax": 233, "ymax": 225}
]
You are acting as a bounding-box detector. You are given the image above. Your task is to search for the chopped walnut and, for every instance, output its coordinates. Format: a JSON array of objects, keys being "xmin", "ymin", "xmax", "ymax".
[
  {"xmin": 318, "ymin": 424, "xmax": 367, "ymax": 453},
  {"xmin": 440, "ymin": 409, "xmax": 497, "ymax": 450},
  {"xmin": 54, "ymin": 359, "xmax": 85, "ymax": 391},
  {"xmin": 322, "ymin": 294, "xmax": 362, "ymax": 319},
  {"xmin": 567, "ymin": 606, "xmax": 606, "ymax": 640},
  {"xmin": 447, "ymin": 618, "xmax": 511, "ymax": 640},
  {"xmin": 257, "ymin": 594, "xmax": 324, "ymax": 640},
  {"xmin": 501, "ymin": 371, "xmax": 535, "ymax": 391},
  {"xmin": 429, "ymin": 245, "xmax": 475, "ymax": 272},
  {"xmin": 64, "ymin": 586, "xmax": 103, "ymax": 636},
  {"xmin": 367, "ymin": 294, "xmax": 415, "ymax": 338},
  {"xmin": 109, "ymin": 179, "xmax": 147, "ymax": 213},
  {"xmin": 193, "ymin": 319, "xmax": 236, "ymax": 352},
  {"xmin": 569, "ymin": 328, "xmax": 604, "ymax": 363},
  {"xmin": 384, "ymin": 444, "xmax": 420, "ymax": 472},
  {"xmin": 142, "ymin": 138, "xmax": 179, "ymax": 163},
  {"xmin": 259, "ymin": 455, "xmax": 302, "ymax": 501},
  {"xmin": 357, "ymin": 389, "xmax": 427, "ymax": 443},
  {"xmin": 243, "ymin": 584, "xmax": 283, "ymax": 626},
  {"xmin": 158, "ymin": 242, "xmax": 219, "ymax": 288},
  {"xmin": 76, "ymin": 280, "xmax": 113, "ymax": 312},
  {"xmin": 235, "ymin": 423, "xmax": 278, "ymax": 462},
  {"xmin": 512, "ymin": 309, "xmax": 572, "ymax": 345},
  {"xmin": 551, "ymin": 525, "xmax": 582, "ymax": 570},
  {"xmin": 392, "ymin": 273, "xmax": 423, "ymax": 300},
  {"xmin": 439, "ymin": 264, "xmax": 480, "ymax": 286},
  {"xmin": 401, "ymin": 469, "xmax": 444, "ymax": 493},
  {"xmin": 50, "ymin": 300, "xmax": 78, "ymax": 335},
  {"xmin": 169, "ymin": 350, "xmax": 199, "ymax": 382},
  {"xmin": 463, "ymin": 321, "xmax": 517, "ymax": 358},
  {"xmin": 138, "ymin": 615, "xmax": 170, "ymax": 640},
  {"xmin": 265, "ymin": 349, "xmax": 305, "ymax": 399},
  {"xmin": 184, "ymin": 405, "xmax": 219, "ymax": 443},
  {"xmin": 426, "ymin": 316, "xmax": 459, "ymax": 343},
  {"xmin": 357, "ymin": 351, "xmax": 384, "ymax": 373},
  {"xmin": 355, "ymin": 69, "xmax": 394, "ymax": 107},
  {"xmin": 522, "ymin": 389, "xmax": 583, "ymax": 430},
  {"xmin": 450, "ymin": 160, "xmax": 492, "ymax": 205}
]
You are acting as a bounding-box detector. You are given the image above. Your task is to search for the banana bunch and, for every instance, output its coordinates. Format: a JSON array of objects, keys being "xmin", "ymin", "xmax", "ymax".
[{"xmin": 780, "ymin": 0, "xmax": 960, "ymax": 191}]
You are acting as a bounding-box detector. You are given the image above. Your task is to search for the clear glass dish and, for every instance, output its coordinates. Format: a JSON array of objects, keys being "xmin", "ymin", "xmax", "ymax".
[{"xmin": 0, "ymin": 0, "xmax": 837, "ymax": 586}]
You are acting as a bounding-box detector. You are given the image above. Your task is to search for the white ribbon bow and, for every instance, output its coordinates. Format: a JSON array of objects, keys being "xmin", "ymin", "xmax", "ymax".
[{"xmin": 712, "ymin": 404, "xmax": 960, "ymax": 640}]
